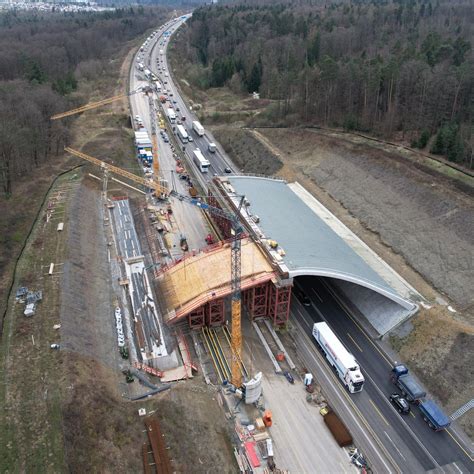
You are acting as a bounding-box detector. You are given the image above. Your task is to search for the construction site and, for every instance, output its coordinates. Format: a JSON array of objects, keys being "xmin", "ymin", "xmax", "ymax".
[{"xmin": 2, "ymin": 14, "xmax": 472, "ymax": 474}]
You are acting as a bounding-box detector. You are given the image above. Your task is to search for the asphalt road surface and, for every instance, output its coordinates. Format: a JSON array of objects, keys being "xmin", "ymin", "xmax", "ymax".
[
  {"xmin": 129, "ymin": 20, "xmax": 211, "ymax": 253},
  {"xmin": 132, "ymin": 17, "xmax": 474, "ymax": 473},
  {"xmin": 148, "ymin": 17, "xmax": 237, "ymax": 183},
  {"xmin": 293, "ymin": 276, "xmax": 473, "ymax": 473}
]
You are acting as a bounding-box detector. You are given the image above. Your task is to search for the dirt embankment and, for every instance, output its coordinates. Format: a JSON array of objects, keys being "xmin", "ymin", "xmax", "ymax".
[{"xmin": 211, "ymin": 126, "xmax": 283, "ymax": 176}]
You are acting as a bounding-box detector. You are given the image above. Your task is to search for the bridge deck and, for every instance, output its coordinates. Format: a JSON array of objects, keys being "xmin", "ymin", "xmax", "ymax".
[{"xmin": 156, "ymin": 238, "xmax": 276, "ymax": 323}]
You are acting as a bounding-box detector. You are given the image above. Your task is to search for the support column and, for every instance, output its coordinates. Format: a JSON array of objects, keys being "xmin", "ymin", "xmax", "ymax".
[
  {"xmin": 188, "ymin": 306, "xmax": 205, "ymax": 329},
  {"xmin": 244, "ymin": 282, "xmax": 269, "ymax": 320},
  {"xmin": 207, "ymin": 191, "xmax": 232, "ymax": 239},
  {"xmin": 207, "ymin": 298, "xmax": 225, "ymax": 326},
  {"xmin": 268, "ymin": 283, "xmax": 292, "ymax": 326}
]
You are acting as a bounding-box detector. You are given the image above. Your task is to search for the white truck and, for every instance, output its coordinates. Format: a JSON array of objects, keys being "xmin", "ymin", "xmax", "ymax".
[
  {"xmin": 312, "ymin": 322, "xmax": 364, "ymax": 393},
  {"xmin": 192, "ymin": 148, "xmax": 210, "ymax": 173},
  {"xmin": 192, "ymin": 120, "xmax": 205, "ymax": 136},
  {"xmin": 166, "ymin": 108, "xmax": 176, "ymax": 123},
  {"xmin": 177, "ymin": 124, "xmax": 189, "ymax": 143},
  {"xmin": 208, "ymin": 142, "xmax": 217, "ymax": 153}
]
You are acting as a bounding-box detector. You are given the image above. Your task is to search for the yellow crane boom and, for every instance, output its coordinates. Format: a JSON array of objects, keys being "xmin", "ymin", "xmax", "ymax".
[
  {"xmin": 51, "ymin": 88, "xmax": 143, "ymax": 120},
  {"xmin": 65, "ymin": 147, "xmax": 167, "ymax": 198}
]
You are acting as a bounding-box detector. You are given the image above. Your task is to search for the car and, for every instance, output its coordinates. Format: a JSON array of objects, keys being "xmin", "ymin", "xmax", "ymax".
[
  {"xmin": 134, "ymin": 115, "xmax": 141, "ymax": 122},
  {"xmin": 188, "ymin": 135, "xmax": 193, "ymax": 142},
  {"xmin": 389, "ymin": 394, "xmax": 411, "ymax": 414},
  {"xmin": 224, "ymin": 167, "xmax": 232, "ymax": 173},
  {"xmin": 293, "ymin": 284, "xmax": 311, "ymax": 306},
  {"xmin": 164, "ymin": 81, "xmax": 168, "ymax": 84},
  {"xmin": 173, "ymin": 101, "xmax": 177, "ymax": 105},
  {"xmin": 169, "ymin": 92, "xmax": 173, "ymax": 97}
]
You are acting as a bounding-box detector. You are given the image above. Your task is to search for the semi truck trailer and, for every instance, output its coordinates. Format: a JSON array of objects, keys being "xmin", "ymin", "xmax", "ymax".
[
  {"xmin": 312, "ymin": 322, "xmax": 364, "ymax": 393},
  {"xmin": 192, "ymin": 120, "xmax": 205, "ymax": 136},
  {"xmin": 166, "ymin": 108, "xmax": 176, "ymax": 123},
  {"xmin": 419, "ymin": 400, "xmax": 451, "ymax": 431}
]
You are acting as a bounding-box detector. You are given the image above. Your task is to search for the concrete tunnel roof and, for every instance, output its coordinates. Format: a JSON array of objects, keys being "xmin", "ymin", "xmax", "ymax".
[{"xmin": 225, "ymin": 176, "xmax": 417, "ymax": 311}]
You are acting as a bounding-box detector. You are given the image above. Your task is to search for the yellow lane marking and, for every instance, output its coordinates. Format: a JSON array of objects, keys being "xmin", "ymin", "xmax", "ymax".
[
  {"xmin": 447, "ymin": 430, "xmax": 474, "ymax": 462},
  {"xmin": 347, "ymin": 333, "xmax": 363, "ymax": 352},
  {"xmin": 410, "ymin": 411, "xmax": 416, "ymax": 419},
  {"xmin": 369, "ymin": 399, "xmax": 389, "ymax": 426}
]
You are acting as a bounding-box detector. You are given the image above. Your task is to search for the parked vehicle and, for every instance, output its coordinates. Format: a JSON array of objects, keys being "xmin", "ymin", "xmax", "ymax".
[
  {"xmin": 312, "ymin": 322, "xmax": 365, "ymax": 393},
  {"xmin": 418, "ymin": 400, "xmax": 451, "ymax": 431},
  {"xmin": 389, "ymin": 393, "xmax": 411, "ymax": 414},
  {"xmin": 391, "ymin": 365, "xmax": 426, "ymax": 403}
]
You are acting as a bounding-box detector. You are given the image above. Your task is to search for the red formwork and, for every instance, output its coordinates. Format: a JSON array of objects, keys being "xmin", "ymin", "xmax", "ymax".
[
  {"xmin": 243, "ymin": 282, "xmax": 270, "ymax": 320},
  {"xmin": 268, "ymin": 283, "xmax": 292, "ymax": 326},
  {"xmin": 207, "ymin": 298, "xmax": 225, "ymax": 326},
  {"xmin": 207, "ymin": 191, "xmax": 232, "ymax": 239},
  {"xmin": 188, "ymin": 306, "xmax": 206, "ymax": 329}
]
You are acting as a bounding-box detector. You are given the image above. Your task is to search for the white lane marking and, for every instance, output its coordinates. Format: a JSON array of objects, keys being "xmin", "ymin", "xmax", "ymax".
[
  {"xmin": 384, "ymin": 432, "xmax": 407, "ymax": 461},
  {"xmin": 294, "ymin": 307, "xmax": 311, "ymax": 329},
  {"xmin": 294, "ymin": 325, "xmax": 397, "ymax": 473},
  {"xmin": 451, "ymin": 462, "xmax": 463, "ymax": 474},
  {"xmin": 311, "ymin": 287, "xmax": 323, "ymax": 302}
]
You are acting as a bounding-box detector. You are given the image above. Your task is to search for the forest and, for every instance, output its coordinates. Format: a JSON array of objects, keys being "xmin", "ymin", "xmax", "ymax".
[
  {"xmin": 0, "ymin": 7, "xmax": 168, "ymax": 197},
  {"xmin": 179, "ymin": 0, "xmax": 473, "ymax": 167}
]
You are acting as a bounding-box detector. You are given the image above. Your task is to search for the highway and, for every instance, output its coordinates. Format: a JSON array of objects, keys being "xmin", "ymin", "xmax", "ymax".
[
  {"xmin": 147, "ymin": 16, "xmax": 237, "ymax": 182},
  {"xmin": 132, "ymin": 16, "xmax": 474, "ymax": 473},
  {"xmin": 129, "ymin": 18, "xmax": 212, "ymax": 253},
  {"xmin": 293, "ymin": 276, "xmax": 473, "ymax": 473}
]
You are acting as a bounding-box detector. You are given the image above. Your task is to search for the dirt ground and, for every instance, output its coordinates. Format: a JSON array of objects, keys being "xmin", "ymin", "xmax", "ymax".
[{"xmin": 59, "ymin": 180, "xmax": 235, "ymax": 472}]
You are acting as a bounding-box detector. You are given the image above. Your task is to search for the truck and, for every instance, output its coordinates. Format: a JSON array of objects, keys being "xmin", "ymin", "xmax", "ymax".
[
  {"xmin": 208, "ymin": 142, "xmax": 217, "ymax": 153},
  {"xmin": 391, "ymin": 365, "xmax": 426, "ymax": 403},
  {"xmin": 192, "ymin": 120, "xmax": 205, "ymax": 136},
  {"xmin": 321, "ymin": 407, "xmax": 353, "ymax": 447},
  {"xmin": 166, "ymin": 108, "xmax": 176, "ymax": 123},
  {"xmin": 312, "ymin": 322, "xmax": 364, "ymax": 393},
  {"xmin": 419, "ymin": 400, "xmax": 451, "ymax": 431},
  {"xmin": 192, "ymin": 148, "xmax": 210, "ymax": 173},
  {"xmin": 177, "ymin": 124, "xmax": 189, "ymax": 143}
]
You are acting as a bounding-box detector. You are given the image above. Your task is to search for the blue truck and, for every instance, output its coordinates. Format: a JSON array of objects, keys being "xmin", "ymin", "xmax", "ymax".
[
  {"xmin": 419, "ymin": 400, "xmax": 451, "ymax": 431},
  {"xmin": 391, "ymin": 364, "xmax": 426, "ymax": 403}
]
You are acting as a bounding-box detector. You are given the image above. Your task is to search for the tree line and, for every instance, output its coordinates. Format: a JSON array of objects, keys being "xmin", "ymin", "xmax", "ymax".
[
  {"xmin": 176, "ymin": 0, "xmax": 473, "ymax": 167},
  {"xmin": 0, "ymin": 7, "xmax": 169, "ymax": 197}
]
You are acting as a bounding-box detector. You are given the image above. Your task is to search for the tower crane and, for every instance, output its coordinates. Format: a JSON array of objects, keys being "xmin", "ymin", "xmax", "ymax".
[
  {"xmin": 64, "ymin": 147, "xmax": 245, "ymax": 387},
  {"xmin": 50, "ymin": 87, "xmax": 144, "ymax": 120},
  {"xmin": 51, "ymin": 86, "xmax": 162, "ymax": 180}
]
